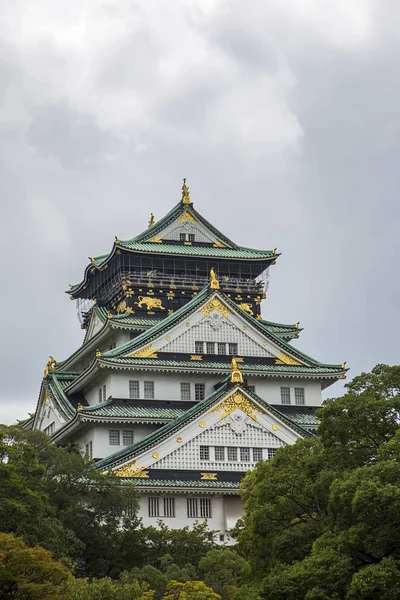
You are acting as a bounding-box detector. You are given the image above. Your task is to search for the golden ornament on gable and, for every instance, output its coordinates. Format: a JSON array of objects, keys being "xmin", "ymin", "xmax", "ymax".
[
  {"xmin": 200, "ymin": 473, "xmax": 218, "ymax": 481},
  {"xmin": 275, "ymin": 353, "xmax": 302, "ymax": 366},
  {"xmin": 238, "ymin": 303, "xmax": 253, "ymax": 316},
  {"xmin": 130, "ymin": 345, "xmax": 158, "ymax": 359},
  {"xmin": 212, "ymin": 391, "xmax": 261, "ymax": 422},
  {"xmin": 200, "ymin": 298, "xmax": 230, "ymax": 319}
]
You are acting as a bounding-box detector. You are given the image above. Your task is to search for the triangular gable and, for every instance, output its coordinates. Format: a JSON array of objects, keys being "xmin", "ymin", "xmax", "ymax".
[
  {"xmin": 85, "ymin": 309, "xmax": 105, "ymax": 342},
  {"xmin": 97, "ymin": 385, "xmax": 310, "ymax": 475},
  {"xmin": 33, "ymin": 384, "xmax": 67, "ymax": 433}
]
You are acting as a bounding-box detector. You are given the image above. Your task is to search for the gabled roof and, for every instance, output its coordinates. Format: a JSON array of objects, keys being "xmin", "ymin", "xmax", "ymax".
[
  {"xmin": 35, "ymin": 371, "xmax": 81, "ymax": 424},
  {"xmin": 68, "ymin": 197, "xmax": 278, "ymax": 295},
  {"xmin": 79, "ymin": 398, "xmax": 194, "ymax": 421}
]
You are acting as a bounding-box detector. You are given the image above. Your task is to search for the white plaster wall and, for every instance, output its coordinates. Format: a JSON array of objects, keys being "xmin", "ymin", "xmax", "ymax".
[
  {"xmin": 110, "ymin": 371, "xmax": 219, "ymax": 401},
  {"xmin": 84, "ymin": 373, "xmax": 113, "ymax": 405},
  {"xmin": 37, "ymin": 397, "xmax": 64, "ymax": 433},
  {"xmin": 246, "ymin": 378, "xmax": 323, "ymax": 407},
  {"xmin": 85, "ymin": 423, "xmax": 159, "ymax": 458}
]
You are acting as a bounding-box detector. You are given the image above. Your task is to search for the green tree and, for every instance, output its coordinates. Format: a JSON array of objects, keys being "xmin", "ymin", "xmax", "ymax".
[
  {"xmin": 0, "ymin": 533, "xmax": 69, "ymax": 599},
  {"xmin": 163, "ymin": 580, "xmax": 221, "ymax": 599},
  {"xmin": 198, "ymin": 549, "xmax": 250, "ymax": 599}
]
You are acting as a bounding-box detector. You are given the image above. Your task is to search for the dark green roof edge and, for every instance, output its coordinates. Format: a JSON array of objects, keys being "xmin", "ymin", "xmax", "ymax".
[{"xmin": 96, "ymin": 383, "xmax": 313, "ymax": 471}]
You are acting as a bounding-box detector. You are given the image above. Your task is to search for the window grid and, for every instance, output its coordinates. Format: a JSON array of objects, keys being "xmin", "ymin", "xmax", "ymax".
[
  {"xmin": 180, "ymin": 382, "xmax": 191, "ymax": 401},
  {"xmin": 179, "ymin": 233, "xmax": 186, "ymax": 242},
  {"xmin": 268, "ymin": 448, "xmax": 277, "ymax": 460},
  {"xmin": 200, "ymin": 498, "xmax": 211, "ymax": 518},
  {"xmin": 109, "ymin": 430, "xmax": 120, "ymax": 446},
  {"xmin": 227, "ymin": 447, "xmax": 238, "ymax": 461},
  {"xmin": 281, "ymin": 387, "xmax": 291, "ymax": 405},
  {"xmin": 164, "ymin": 497, "xmax": 175, "ymax": 518},
  {"xmin": 295, "ymin": 387, "xmax": 305, "ymax": 405},
  {"xmin": 195, "ymin": 341, "xmax": 204, "ymax": 353},
  {"xmin": 122, "ymin": 430, "xmax": 134, "ymax": 446},
  {"xmin": 217, "ymin": 343, "xmax": 227, "ymax": 355},
  {"xmin": 102, "ymin": 385, "xmax": 107, "ymax": 401},
  {"xmin": 85, "ymin": 441, "xmax": 93, "ymax": 459},
  {"xmin": 200, "ymin": 446, "xmax": 210, "ymax": 461},
  {"xmin": 228, "ymin": 343, "xmax": 238, "ymax": 355},
  {"xmin": 188, "ymin": 233, "xmax": 195, "ymax": 242},
  {"xmin": 129, "ymin": 380, "xmax": 140, "ymax": 399},
  {"xmin": 148, "ymin": 497, "xmax": 160, "ymax": 517},
  {"xmin": 144, "ymin": 381, "xmax": 155, "ymax": 399},
  {"xmin": 187, "ymin": 498, "xmax": 198, "ymax": 518},
  {"xmin": 253, "ymin": 448, "xmax": 263, "ymax": 463},
  {"xmin": 240, "ymin": 447, "xmax": 251, "ymax": 462},
  {"xmin": 44, "ymin": 422, "xmax": 55, "ymax": 436},
  {"xmin": 206, "ymin": 342, "xmax": 215, "ymax": 354},
  {"xmin": 214, "ymin": 446, "xmax": 225, "ymax": 461},
  {"xmin": 195, "ymin": 383, "xmax": 205, "ymax": 401}
]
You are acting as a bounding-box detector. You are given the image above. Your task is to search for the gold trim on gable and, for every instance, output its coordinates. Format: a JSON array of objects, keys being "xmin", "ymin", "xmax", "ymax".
[
  {"xmin": 211, "ymin": 391, "xmax": 261, "ymax": 422},
  {"xmin": 178, "ymin": 211, "xmax": 195, "ymax": 224},
  {"xmin": 130, "ymin": 345, "xmax": 158, "ymax": 359},
  {"xmin": 200, "ymin": 298, "xmax": 230, "ymax": 319},
  {"xmin": 275, "ymin": 352, "xmax": 302, "ymax": 366}
]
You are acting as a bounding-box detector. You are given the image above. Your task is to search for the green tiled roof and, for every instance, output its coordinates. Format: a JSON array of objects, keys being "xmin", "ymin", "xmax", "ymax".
[
  {"xmin": 96, "ymin": 306, "xmax": 159, "ymax": 328},
  {"xmin": 82, "ymin": 399, "xmax": 190, "ymax": 420},
  {"xmin": 41, "ymin": 372, "xmax": 80, "ymax": 421},
  {"xmin": 124, "ymin": 478, "xmax": 240, "ymax": 489},
  {"xmin": 270, "ymin": 405, "xmax": 320, "ymax": 427},
  {"xmin": 96, "ymin": 382, "xmax": 313, "ymax": 472},
  {"xmin": 116, "ymin": 242, "xmax": 275, "ymax": 260}
]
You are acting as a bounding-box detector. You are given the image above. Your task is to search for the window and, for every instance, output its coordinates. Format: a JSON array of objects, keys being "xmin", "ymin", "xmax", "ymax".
[
  {"xmin": 164, "ymin": 497, "xmax": 175, "ymax": 518},
  {"xmin": 44, "ymin": 422, "xmax": 55, "ymax": 436},
  {"xmin": 215, "ymin": 446, "xmax": 225, "ymax": 461},
  {"xmin": 181, "ymin": 382, "xmax": 191, "ymax": 401},
  {"xmin": 99, "ymin": 385, "xmax": 107, "ymax": 403},
  {"xmin": 268, "ymin": 448, "xmax": 277, "ymax": 460},
  {"xmin": 109, "ymin": 341, "xmax": 116, "ymax": 350},
  {"xmin": 253, "ymin": 448, "xmax": 263, "ymax": 463},
  {"xmin": 217, "ymin": 343, "xmax": 226, "ymax": 355},
  {"xmin": 98, "ymin": 388, "xmax": 102, "ymax": 403},
  {"xmin": 200, "ymin": 498, "xmax": 211, "ymax": 518},
  {"xmin": 240, "ymin": 447, "xmax": 251, "ymax": 462},
  {"xmin": 200, "ymin": 446, "xmax": 210, "ymax": 461},
  {"xmin": 281, "ymin": 387, "xmax": 291, "ymax": 405},
  {"xmin": 228, "ymin": 343, "xmax": 238, "ymax": 355},
  {"xmin": 227, "ymin": 447, "xmax": 238, "ymax": 461},
  {"xmin": 85, "ymin": 441, "xmax": 93, "ymax": 459},
  {"xmin": 295, "ymin": 387, "xmax": 305, "ymax": 405},
  {"xmin": 195, "ymin": 383, "xmax": 205, "ymax": 401},
  {"xmin": 103, "ymin": 385, "xmax": 107, "ymax": 401},
  {"xmin": 123, "ymin": 430, "xmax": 134, "ymax": 446},
  {"xmin": 195, "ymin": 341, "xmax": 204, "ymax": 354},
  {"xmin": 148, "ymin": 497, "xmax": 160, "ymax": 517},
  {"xmin": 187, "ymin": 498, "xmax": 198, "ymax": 518},
  {"xmin": 206, "ymin": 342, "xmax": 215, "ymax": 354},
  {"xmin": 129, "ymin": 380, "xmax": 140, "ymax": 399},
  {"xmin": 219, "ymin": 534, "xmax": 225, "ymax": 542},
  {"xmin": 188, "ymin": 233, "xmax": 195, "ymax": 242},
  {"xmin": 109, "ymin": 430, "xmax": 120, "ymax": 445},
  {"xmin": 180, "ymin": 233, "xmax": 186, "ymax": 242},
  {"xmin": 144, "ymin": 381, "xmax": 155, "ymax": 399}
]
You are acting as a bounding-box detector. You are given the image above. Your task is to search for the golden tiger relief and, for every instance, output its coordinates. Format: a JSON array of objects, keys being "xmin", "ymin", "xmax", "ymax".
[
  {"xmin": 238, "ymin": 302, "xmax": 253, "ymax": 316},
  {"xmin": 135, "ymin": 296, "xmax": 165, "ymax": 310}
]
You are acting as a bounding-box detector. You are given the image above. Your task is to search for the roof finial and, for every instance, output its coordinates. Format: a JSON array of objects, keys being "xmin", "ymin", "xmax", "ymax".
[
  {"xmin": 231, "ymin": 357, "xmax": 243, "ymax": 384},
  {"xmin": 181, "ymin": 178, "xmax": 192, "ymax": 205},
  {"xmin": 148, "ymin": 213, "xmax": 155, "ymax": 228},
  {"xmin": 210, "ymin": 268, "xmax": 220, "ymax": 289},
  {"xmin": 44, "ymin": 356, "xmax": 56, "ymax": 378}
]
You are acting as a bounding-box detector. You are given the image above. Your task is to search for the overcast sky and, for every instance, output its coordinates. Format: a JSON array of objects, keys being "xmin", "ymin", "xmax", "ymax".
[{"xmin": 1, "ymin": 0, "xmax": 399, "ymax": 424}]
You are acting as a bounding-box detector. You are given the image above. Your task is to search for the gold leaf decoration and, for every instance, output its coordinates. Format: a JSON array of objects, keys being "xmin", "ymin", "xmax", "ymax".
[
  {"xmin": 211, "ymin": 391, "xmax": 261, "ymax": 422},
  {"xmin": 114, "ymin": 460, "xmax": 137, "ymax": 477},
  {"xmin": 190, "ymin": 355, "xmax": 203, "ymax": 361},
  {"xmin": 178, "ymin": 210, "xmax": 195, "ymax": 223},
  {"xmin": 275, "ymin": 353, "xmax": 302, "ymax": 366},
  {"xmin": 130, "ymin": 345, "xmax": 158, "ymax": 359},
  {"xmin": 117, "ymin": 300, "xmax": 127, "ymax": 313},
  {"xmin": 212, "ymin": 240, "xmax": 226, "ymax": 248},
  {"xmin": 238, "ymin": 302, "xmax": 253, "ymax": 316},
  {"xmin": 200, "ymin": 298, "xmax": 230, "ymax": 319},
  {"xmin": 148, "ymin": 235, "xmax": 162, "ymax": 243},
  {"xmin": 200, "ymin": 473, "xmax": 218, "ymax": 481}
]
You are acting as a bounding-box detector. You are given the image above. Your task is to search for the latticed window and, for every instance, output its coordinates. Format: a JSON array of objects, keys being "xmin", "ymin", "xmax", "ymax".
[
  {"xmin": 195, "ymin": 341, "xmax": 204, "ymax": 353},
  {"xmin": 180, "ymin": 383, "xmax": 191, "ymax": 401},
  {"xmin": 44, "ymin": 422, "xmax": 55, "ymax": 436},
  {"xmin": 215, "ymin": 446, "xmax": 225, "ymax": 461},
  {"xmin": 200, "ymin": 446, "xmax": 210, "ymax": 461},
  {"xmin": 195, "ymin": 383, "xmax": 205, "ymax": 401},
  {"xmin": 240, "ymin": 447, "xmax": 251, "ymax": 462},
  {"xmin": 144, "ymin": 381, "xmax": 155, "ymax": 399},
  {"xmin": 200, "ymin": 498, "xmax": 211, "ymax": 518},
  {"xmin": 228, "ymin": 343, "xmax": 238, "ymax": 355},
  {"xmin": 295, "ymin": 387, "xmax": 305, "ymax": 405},
  {"xmin": 188, "ymin": 233, "xmax": 195, "ymax": 242},
  {"xmin": 129, "ymin": 380, "xmax": 140, "ymax": 399},
  {"xmin": 148, "ymin": 497, "xmax": 160, "ymax": 517},
  {"xmin": 227, "ymin": 447, "xmax": 238, "ymax": 461},
  {"xmin": 179, "ymin": 233, "xmax": 186, "ymax": 242},
  {"xmin": 281, "ymin": 387, "xmax": 291, "ymax": 404},
  {"xmin": 268, "ymin": 448, "xmax": 277, "ymax": 460},
  {"xmin": 85, "ymin": 441, "xmax": 93, "ymax": 458},
  {"xmin": 206, "ymin": 342, "xmax": 215, "ymax": 354},
  {"xmin": 187, "ymin": 498, "xmax": 198, "ymax": 518},
  {"xmin": 123, "ymin": 430, "xmax": 134, "ymax": 446},
  {"xmin": 217, "ymin": 343, "xmax": 226, "ymax": 355},
  {"xmin": 164, "ymin": 497, "xmax": 175, "ymax": 518},
  {"xmin": 109, "ymin": 430, "xmax": 120, "ymax": 445},
  {"xmin": 253, "ymin": 448, "xmax": 263, "ymax": 463}
]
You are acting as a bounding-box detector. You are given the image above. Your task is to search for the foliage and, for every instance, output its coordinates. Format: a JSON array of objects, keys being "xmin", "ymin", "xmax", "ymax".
[
  {"xmin": 0, "ymin": 533, "xmax": 69, "ymax": 599},
  {"xmin": 163, "ymin": 580, "xmax": 221, "ymax": 599},
  {"xmin": 198, "ymin": 549, "xmax": 250, "ymax": 599}
]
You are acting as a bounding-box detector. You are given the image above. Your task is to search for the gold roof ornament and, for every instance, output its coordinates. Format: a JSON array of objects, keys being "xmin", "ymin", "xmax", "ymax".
[
  {"xmin": 231, "ymin": 357, "xmax": 243, "ymax": 384},
  {"xmin": 210, "ymin": 268, "xmax": 220, "ymax": 289},
  {"xmin": 342, "ymin": 361, "xmax": 347, "ymax": 369},
  {"xmin": 115, "ymin": 236, "xmax": 120, "ymax": 244},
  {"xmin": 272, "ymin": 248, "xmax": 277, "ymax": 255},
  {"xmin": 295, "ymin": 322, "xmax": 300, "ymax": 329},
  {"xmin": 148, "ymin": 213, "xmax": 155, "ymax": 228},
  {"xmin": 44, "ymin": 356, "xmax": 56, "ymax": 378},
  {"xmin": 181, "ymin": 178, "xmax": 192, "ymax": 205},
  {"xmin": 77, "ymin": 403, "xmax": 83, "ymax": 412},
  {"xmin": 96, "ymin": 350, "xmax": 102, "ymax": 357}
]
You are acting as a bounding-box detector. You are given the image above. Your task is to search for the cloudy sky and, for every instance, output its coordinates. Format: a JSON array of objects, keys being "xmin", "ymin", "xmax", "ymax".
[{"xmin": 1, "ymin": 0, "xmax": 399, "ymax": 424}]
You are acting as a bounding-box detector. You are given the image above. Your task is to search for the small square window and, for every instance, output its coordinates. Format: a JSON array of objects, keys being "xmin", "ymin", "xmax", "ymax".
[
  {"xmin": 195, "ymin": 341, "xmax": 204, "ymax": 354},
  {"xmin": 109, "ymin": 430, "xmax": 120, "ymax": 445},
  {"xmin": 227, "ymin": 447, "xmax": 237, "ymax": 461},
  {"xmin": 206, "ymin": 342, "xmax": 215, "ymax": 354},
  {"xmin": 228, "ymin": 343, "xmax": 238, "ymax": 355},
  {"xmin": 180, "ymin": 233, "xmax": 187, "ymax": 242},
  {"xmin": 217, "ymin": 343, "xmax": 226, "ymax": 355},
  {"xmin": 219, "ymin": 534, "xmax": 225, "ymax": 542},
  {"xmin": 200, "ymin": 446, "xmax": 210, "ymax": 461},
  {"xmin": 188, "ymin": 233, "xmax": 195, "ymax": 242},
  {"xmin": 200, "ymin": 498, "xmax": 211, "ymax": 518},
  {"xmin": 181, "ymin": 382, "xmax": 191, "ymax": 401},
  {"xmin": 129, "ymin": 380, "xmax": 140, "ymax": 399},
  {"xmin": 123, "ymin": 430, "xmax": 134, "ymax": 446},
  {"xmin": 253, "ymin": 448, "xmax": 263, "ymax": 463},
  {"xmin": 268, "ymin": 448, "xmax": 277, "ymax": 460},
  {"xmin": 195, "ymin": 383, "xmax": 205, "ymax": 401},
  {"xmin": 144, "ymin": 381, "xmax": 155, "ymax": 399},
  {"xmin": 295, "ymin": 387, "xmax": 305, "ymax": 405},
  {"xmin": 281, "ymin": 387, "xmax": 291, "ymax": 405},
  {"xmin": 215, "ymin": 446, "xmax": 225, "ymax": 461},
  {"xmin": 240, "ymin": 447, "xmax": 251, "ymax": 462}
]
